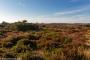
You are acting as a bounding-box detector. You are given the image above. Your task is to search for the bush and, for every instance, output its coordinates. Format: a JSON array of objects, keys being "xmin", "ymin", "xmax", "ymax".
[
  {"xmin": 16, "ymin": 23, "xmax": 40, "ymax": 31},
  {"xmin": 11, "ymin": 39, "xmax": 31, "ymax": 53},
  {"xmin": 3, "ymin": 53, "xmax": 16, "ymax": 58},
  {"xmin": 63, "ymin": 36, "xmax": 72, "ymax": 44},
  {"xmin": 1, "ymin": 35, "xmax": 18, "ymax": 48}
]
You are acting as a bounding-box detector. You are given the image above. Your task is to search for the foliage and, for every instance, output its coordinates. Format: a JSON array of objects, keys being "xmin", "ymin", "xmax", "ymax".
[{"xmin": 0, "ymin": 21, "xmax": 89, "ymax": 60}]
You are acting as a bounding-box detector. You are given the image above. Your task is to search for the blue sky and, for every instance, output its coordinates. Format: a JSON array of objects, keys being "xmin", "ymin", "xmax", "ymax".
[{"xmin": 0, "ymin": 0, "xmax": 90, "ymax": 23}]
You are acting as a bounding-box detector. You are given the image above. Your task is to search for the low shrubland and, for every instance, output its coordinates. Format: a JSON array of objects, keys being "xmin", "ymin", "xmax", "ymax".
[{"xmin": 0, "ymin": 21, "xmax": 89, "ymax": 60}]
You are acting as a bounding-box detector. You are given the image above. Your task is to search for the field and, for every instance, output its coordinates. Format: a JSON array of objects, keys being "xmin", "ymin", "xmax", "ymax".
[{"xmin": 0, "ymin": 21, "xmax": 90, "ymax": 60}]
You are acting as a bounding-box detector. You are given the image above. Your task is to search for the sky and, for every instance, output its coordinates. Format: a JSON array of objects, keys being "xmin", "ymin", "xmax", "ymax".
[{"xmin": 0, "ymin": 0, "xmax": 90, "ymax": 23}]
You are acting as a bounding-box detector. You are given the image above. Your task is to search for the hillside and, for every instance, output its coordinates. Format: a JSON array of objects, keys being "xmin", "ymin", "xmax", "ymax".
[{"xmin": 0, "ymin": 21, "xmax": 90, "ymax": 60}]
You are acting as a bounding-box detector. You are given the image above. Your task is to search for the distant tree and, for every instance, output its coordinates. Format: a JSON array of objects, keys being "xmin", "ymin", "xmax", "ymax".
[
  {"xmin": 2, "ymin": 21, "xmax": 8, "ymax": 24},
  {"xmin": 1, "ymin": 21, "xmax": 8, "ymax": 27},
  {"xmin": 22, "ymin": 20, "xmax": 27, "ymax": 23}
]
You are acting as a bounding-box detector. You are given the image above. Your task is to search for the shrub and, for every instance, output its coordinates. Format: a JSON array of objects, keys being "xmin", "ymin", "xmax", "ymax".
[
  {"xmin": 3, "ymin": 53, "xmax": 16, "ymax": 58},
  {"xmin": 1, "ymin": 35, "xmax": 17, "ymax": 48},
  {"xmin": 16, "ymin": 23, "xmax": 40, "ymax": 31},
  {"xmin": 63, "ymin": 36, "xmax": 72, "ymax": 44},
  {"xmin": 11, "ymin": 39, "xmax": 31, "ymax": 53}
]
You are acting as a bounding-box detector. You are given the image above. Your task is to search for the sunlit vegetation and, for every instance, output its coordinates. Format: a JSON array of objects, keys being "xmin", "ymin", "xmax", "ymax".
[{"xmin": 0, "ymin": 20, "xmax": 90, "ymax": 60}]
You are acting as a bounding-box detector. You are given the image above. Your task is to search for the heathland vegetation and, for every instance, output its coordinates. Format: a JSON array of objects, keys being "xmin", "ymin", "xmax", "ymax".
[{"xmin": 0, "ymin": 20, "xmax": 90, "ymax": 60}]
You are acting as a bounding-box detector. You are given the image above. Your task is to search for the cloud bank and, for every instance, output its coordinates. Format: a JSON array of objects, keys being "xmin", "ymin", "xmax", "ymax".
[{"xmin": 31, "ymin": 5, "xmax": 90, "ymax": 23}]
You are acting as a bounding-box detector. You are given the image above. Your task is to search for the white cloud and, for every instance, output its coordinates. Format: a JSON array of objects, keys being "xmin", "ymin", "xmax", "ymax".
[
  {"xmin": 30, "ymin": 5, "xmax": 90, "ymax": 23},
  {"xmin": 31, "ymin": 15, "xmax": 90, "ymax": 23},
  {"xmin": 0, "ymin": 2, "xmax": 90, "ymax": 23},
  {"xmin": 54, "ymin": 5, "xmax": 90, "ymax": 16}
]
